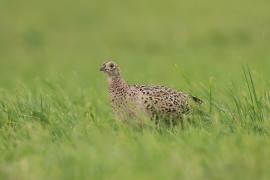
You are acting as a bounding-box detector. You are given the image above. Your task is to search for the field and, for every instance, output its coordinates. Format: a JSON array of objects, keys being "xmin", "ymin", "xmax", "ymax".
[{"xmin": 1, "ymin": 0, "xmax": 270, "ymax": 179}]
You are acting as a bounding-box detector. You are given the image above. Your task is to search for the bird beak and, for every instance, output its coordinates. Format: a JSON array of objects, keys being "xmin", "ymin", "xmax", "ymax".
[{"xmin": 100, "ymin": 65, "xmax": 105, "ymax": 71}]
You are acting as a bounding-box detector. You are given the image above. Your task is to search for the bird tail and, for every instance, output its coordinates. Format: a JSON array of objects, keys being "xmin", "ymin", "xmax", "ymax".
[{"xmin": 190, "ymin": 96, "xmax": 204, "ymax": 105}]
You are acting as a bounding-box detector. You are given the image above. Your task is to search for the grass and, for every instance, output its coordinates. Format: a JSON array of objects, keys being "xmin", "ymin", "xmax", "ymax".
[{"xmin": 1, "ymin": 0, "xmax": 270, "ymax": 179}]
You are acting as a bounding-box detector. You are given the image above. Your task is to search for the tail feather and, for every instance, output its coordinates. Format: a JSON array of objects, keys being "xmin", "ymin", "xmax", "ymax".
[{"xmin": 191, "ymin": 96, "xmax": 203, "ymax": 105}]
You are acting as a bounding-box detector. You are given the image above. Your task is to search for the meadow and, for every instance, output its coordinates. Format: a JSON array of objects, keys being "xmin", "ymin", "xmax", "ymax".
[{"xmin": 0, "ymin": 0, "xmax": 270, "ymax": 179}]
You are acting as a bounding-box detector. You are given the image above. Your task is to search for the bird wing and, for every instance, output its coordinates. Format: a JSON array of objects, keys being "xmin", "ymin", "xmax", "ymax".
[
  {"xmin": 130, "ymin": 85, "xmax": 190, "ymax": 115},
  {"xmin": 133, "ymin": 85, "xmax": 187, "ymax": 98}
]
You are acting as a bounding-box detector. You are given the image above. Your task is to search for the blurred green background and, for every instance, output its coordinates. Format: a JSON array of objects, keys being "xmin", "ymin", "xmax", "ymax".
[
  {"xmin": 1, "ymin": 0, "xmax": 270, "ymax": 89},
  {"xmin": 1, "ymin": 0, "xmax": 270, "ymax": 179}
]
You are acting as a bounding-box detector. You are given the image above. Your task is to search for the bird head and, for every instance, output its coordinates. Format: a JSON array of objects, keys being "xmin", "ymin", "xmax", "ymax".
[{"xmin": 100, "ymin": 61, "xmax": 120, "ymax": 77}]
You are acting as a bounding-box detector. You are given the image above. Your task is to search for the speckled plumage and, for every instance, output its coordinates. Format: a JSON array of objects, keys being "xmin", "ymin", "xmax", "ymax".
[{"xmin": 100, "ymin": 61, "xmax": 203, "ymax": 124}]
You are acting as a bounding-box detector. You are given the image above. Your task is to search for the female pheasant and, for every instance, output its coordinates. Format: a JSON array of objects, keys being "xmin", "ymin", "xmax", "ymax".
[{"xmin": 100, "ymin": 61, "xmax": 203, "ymax": 125}]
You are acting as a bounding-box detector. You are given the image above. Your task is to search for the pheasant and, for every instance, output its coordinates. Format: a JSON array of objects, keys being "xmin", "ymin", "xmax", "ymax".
[{"xmin": 100, "ymin": 61, "xmax": 203, "ymax": 125}]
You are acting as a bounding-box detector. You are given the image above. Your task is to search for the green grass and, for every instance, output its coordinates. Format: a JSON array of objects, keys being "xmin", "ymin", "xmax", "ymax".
[{"xmin": 1, "ymin": 0, "xmax": 270, "ymax": 179}]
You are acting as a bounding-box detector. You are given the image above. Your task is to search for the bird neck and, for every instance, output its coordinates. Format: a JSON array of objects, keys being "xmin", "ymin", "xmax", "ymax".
[{"xmin": 108, "ymin": 75, "xmax": 128, "ymax": 93}]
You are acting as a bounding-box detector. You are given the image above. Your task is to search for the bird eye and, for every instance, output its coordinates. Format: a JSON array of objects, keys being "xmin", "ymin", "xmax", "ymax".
[{"xmin": 109, "ymin": 64, "xmax": 115, "ymax": 68}]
